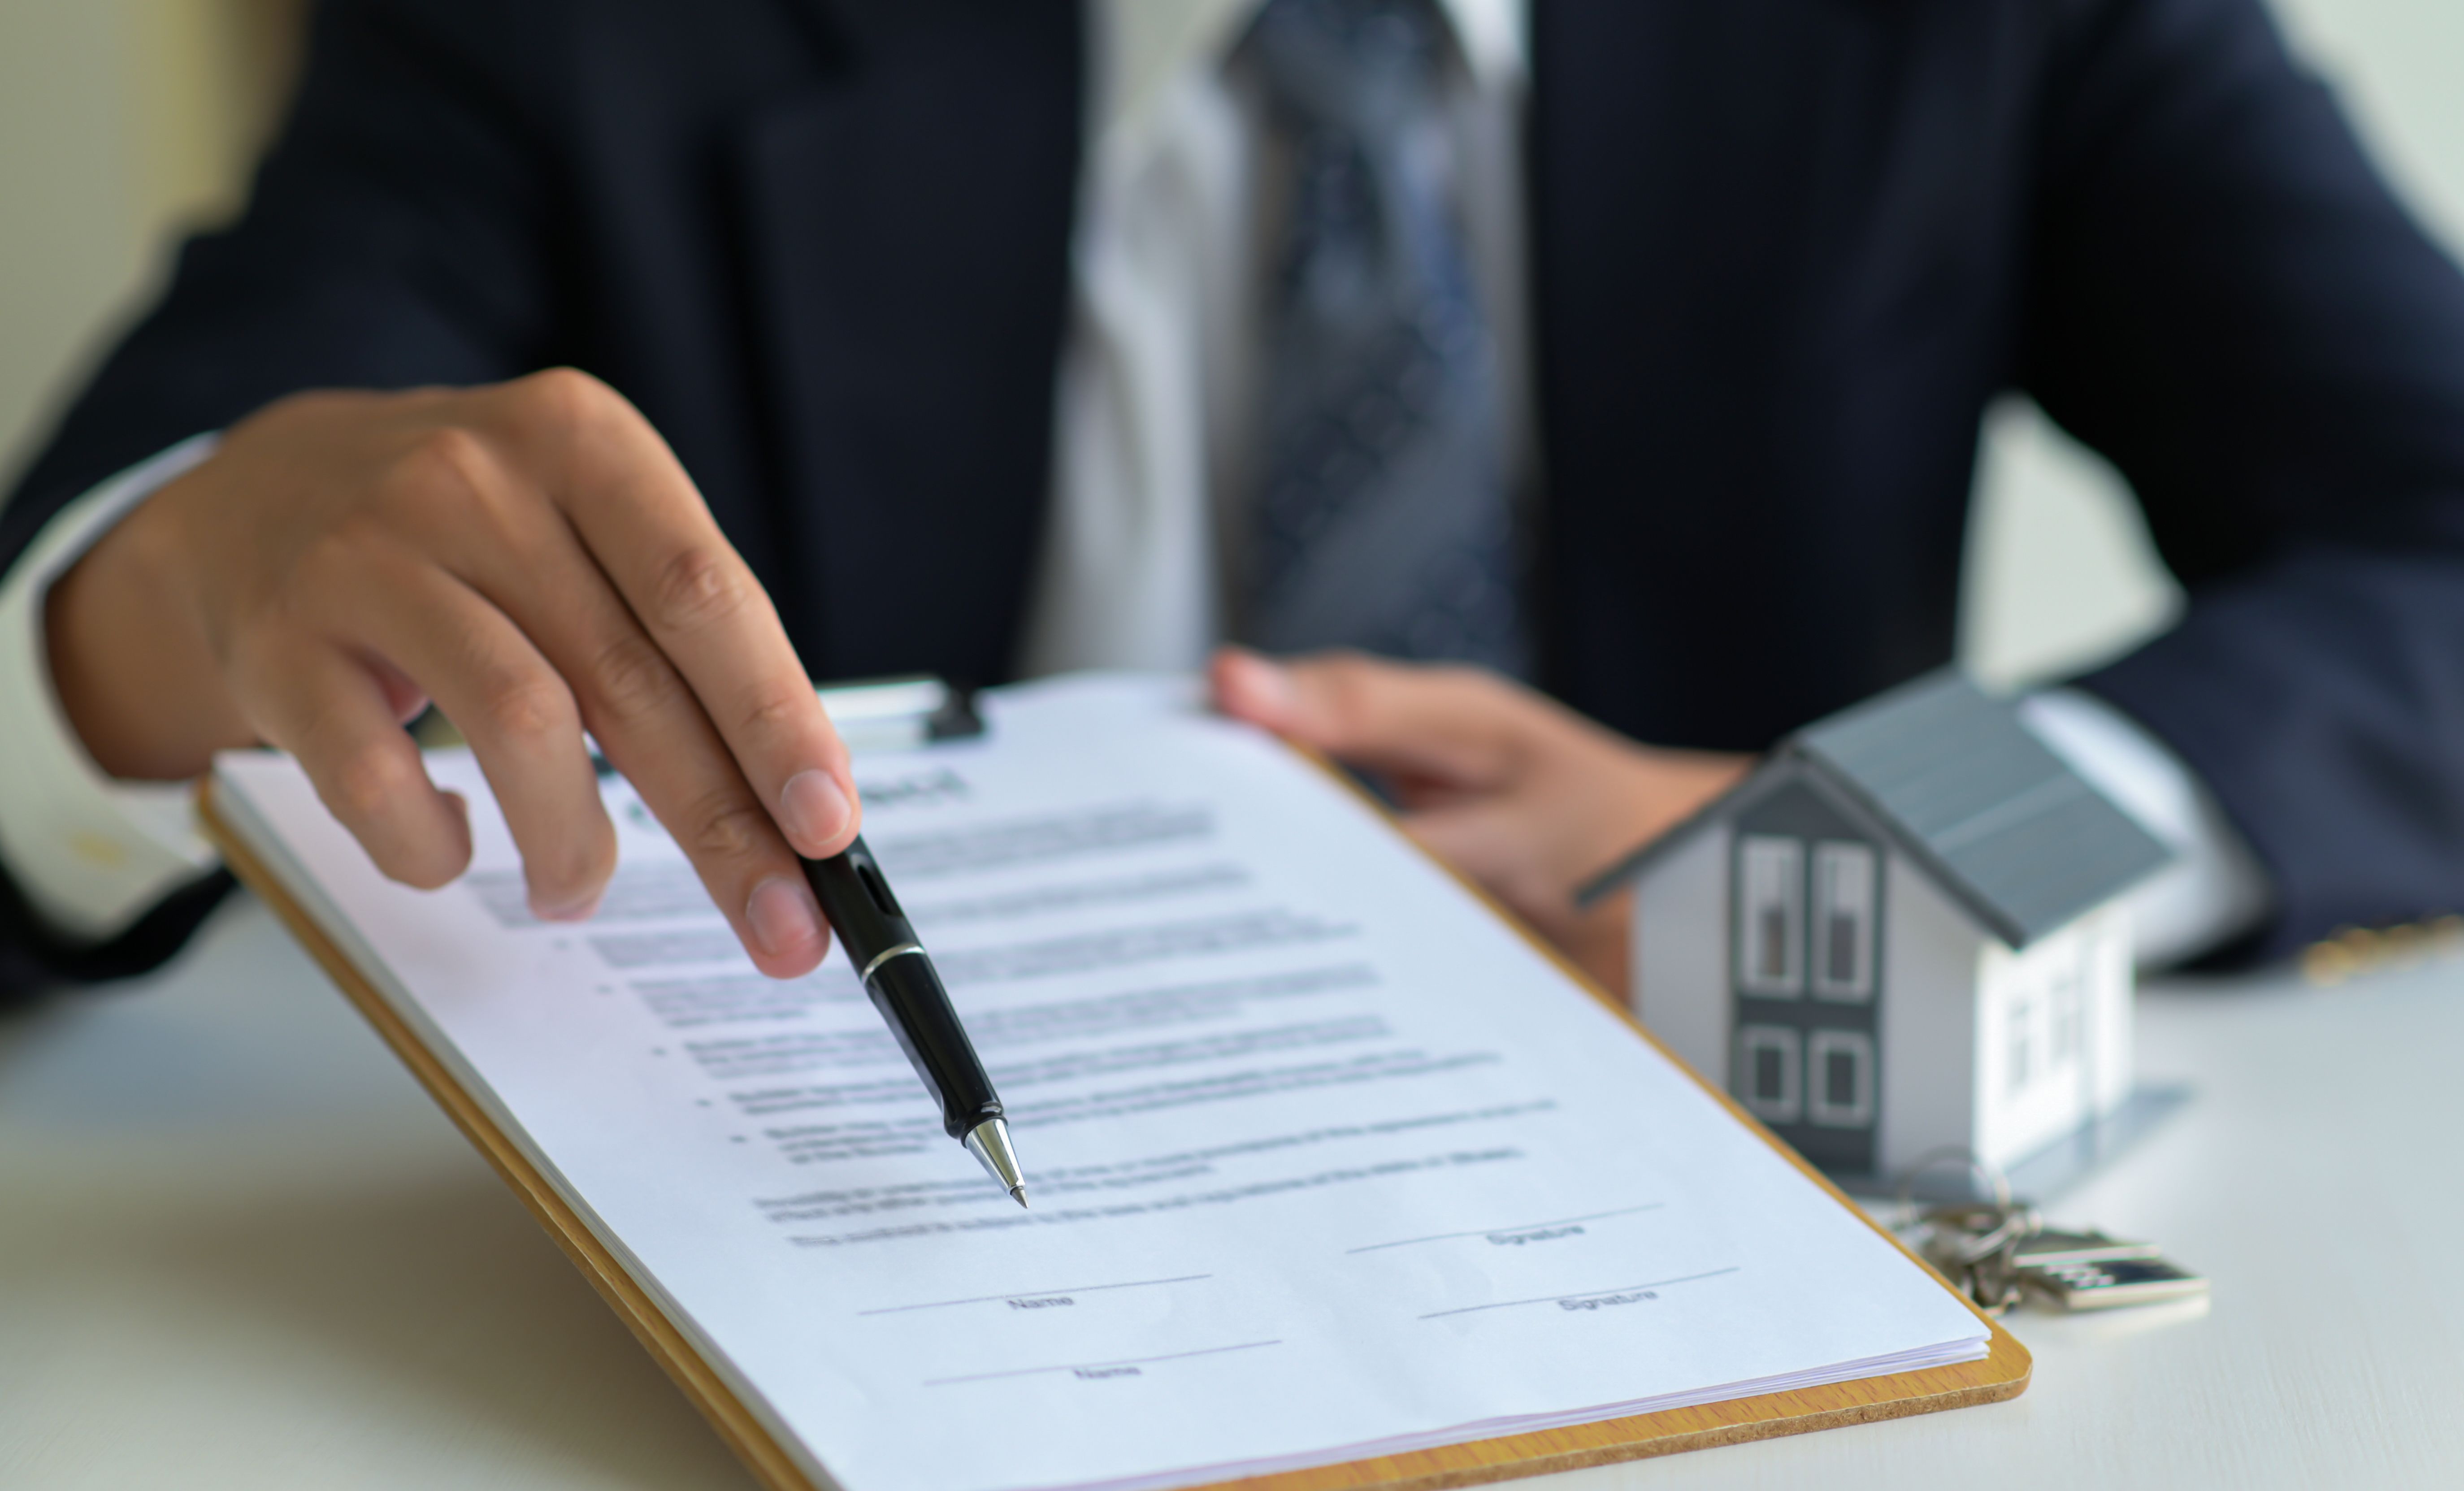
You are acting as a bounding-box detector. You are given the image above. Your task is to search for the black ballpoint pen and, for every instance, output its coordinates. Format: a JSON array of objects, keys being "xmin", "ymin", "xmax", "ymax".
[{"xmin": 802, "ymin": 837, "xmax": 1027, "ymax": 1207}]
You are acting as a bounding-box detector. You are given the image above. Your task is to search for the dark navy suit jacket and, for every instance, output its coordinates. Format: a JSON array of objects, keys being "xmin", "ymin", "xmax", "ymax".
[{"xmin": 9, "ymin": 0, "xmax": 2464, "ymax": 994}]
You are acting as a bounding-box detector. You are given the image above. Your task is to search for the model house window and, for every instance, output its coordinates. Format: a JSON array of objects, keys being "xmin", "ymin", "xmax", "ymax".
[
  {"xmin": 1810, "ymin": 842, "xmax": 1876, "ymax": 1001},
  {"xmin": 2007, "ymin": 986, "xmax": 2036, "ymax": 1094},
  {"xmin": 1736, "ymin": 1024, "xmax": 1801, "ymax": 1123},
  {"xmin": 1736, "ymin": 836, "xmax": 1804, "ymax": 996},
  {"xmin": 2049, "ymin": 962, "xmax": 2085, "ymax": 1068},
  {"xmin": 1805, "ymin": 1029, "xmax": 1876, "ymax": 1128}
]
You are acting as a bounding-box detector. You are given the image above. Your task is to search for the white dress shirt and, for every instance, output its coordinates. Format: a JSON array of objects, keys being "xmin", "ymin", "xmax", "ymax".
[
  {"xmin": 0, "ymin": 436, "xmax": 226, "ymax": 939},
  {"xmin": 0, "ymin": 0, "xmax": 2267, "ymax": 966},
  {"xmin": 1017, "ymin": 0, "xmax": 1535, "ymax": 674}
]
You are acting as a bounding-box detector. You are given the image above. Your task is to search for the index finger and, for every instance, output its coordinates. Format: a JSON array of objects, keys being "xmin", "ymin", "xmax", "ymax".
[{"xmin": 490, "ymin": 371, "xmax": 861, "ymax": 861}]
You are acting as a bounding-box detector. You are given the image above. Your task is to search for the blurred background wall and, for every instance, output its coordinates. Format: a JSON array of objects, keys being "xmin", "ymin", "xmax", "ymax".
[
  {"xmin": 0, "ymin": 0, "xmax": 2457, "ymax": 692},
  {"xmin": 0, "ymin": 0, "xmax": 306, "ymax": 485}
]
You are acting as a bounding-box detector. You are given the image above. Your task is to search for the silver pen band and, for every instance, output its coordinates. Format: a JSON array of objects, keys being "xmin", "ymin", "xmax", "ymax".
[{"xmin": 859, "ymin": 942, "xmax": 926, "ymax": 985}]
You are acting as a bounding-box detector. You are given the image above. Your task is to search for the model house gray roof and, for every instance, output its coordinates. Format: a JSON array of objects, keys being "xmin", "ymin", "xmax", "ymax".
[{"xmin": 1582, "ymin": 670, "xmax": 2173, "ymax": 949}]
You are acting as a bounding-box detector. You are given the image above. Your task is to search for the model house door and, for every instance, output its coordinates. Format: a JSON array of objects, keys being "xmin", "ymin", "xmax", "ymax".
[{"xmin": 1729, "ymin": 781, "xmax": 1883, "ymax": 1176}]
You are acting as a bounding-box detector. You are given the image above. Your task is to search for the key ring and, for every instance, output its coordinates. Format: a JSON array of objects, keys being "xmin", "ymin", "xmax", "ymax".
[
  {"xmin": 1893, "ymin": 1145, "xmax": 2012, "ymax": 1217},
  {"xmin": 1892, "ymin": 1148, "xmax": 2036, "ymax": 1258},
  {"xmin": 1891, "ymin": 1148, "xmax": 2040, "ymax": 1315},
  {"xmin": 1935, "ymin": 1204, "xmax": 2041, "ymax": 1267}
]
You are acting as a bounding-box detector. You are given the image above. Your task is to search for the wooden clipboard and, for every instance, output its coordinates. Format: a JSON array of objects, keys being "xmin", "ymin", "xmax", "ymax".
[{"xmin": 197, "ymin": 772, "xmax": 2026, "ymax": 1491}]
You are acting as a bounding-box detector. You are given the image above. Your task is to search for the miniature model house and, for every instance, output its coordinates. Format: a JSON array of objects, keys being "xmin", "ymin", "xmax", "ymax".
[{"xmin": 1585, "ymin": 671, "xmax": 2172, "ymax": 1183}]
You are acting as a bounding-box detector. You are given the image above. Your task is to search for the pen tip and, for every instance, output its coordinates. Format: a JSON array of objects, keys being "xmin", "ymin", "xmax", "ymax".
[{"xmin": 964, "ymin": 1118, "xmax": 1028, "ymax": 1207}]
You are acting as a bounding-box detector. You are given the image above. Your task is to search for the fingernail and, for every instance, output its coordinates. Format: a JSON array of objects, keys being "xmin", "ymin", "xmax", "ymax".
[
  {"xmin": 746, "ymin": 875, "xmax": 826, "ymax": 960},
  {"xmin": 1237, "ymin": 652, "xmax": 1296, "ymax": 714},
  {"xmin": 780, "ymin": 769, "xmax": 853, "ymax": 853},
  {"xmin": 531, "ymin": 889, "xmax": 604, "ymax": 923}
]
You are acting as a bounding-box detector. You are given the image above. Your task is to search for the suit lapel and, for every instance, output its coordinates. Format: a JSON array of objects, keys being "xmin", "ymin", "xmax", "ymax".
[{"xmin": 734, "ymin": 0, "xmax": 1084, "ymax": 685}]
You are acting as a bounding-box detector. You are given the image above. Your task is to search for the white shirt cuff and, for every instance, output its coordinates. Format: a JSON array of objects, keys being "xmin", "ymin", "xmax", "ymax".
[
  {"xmin": 2018, "ymin": 686, "xmax": 2274, "ymax": 968},
  {"xmin": 0, "ymin": 436, "xmax": 226, "ymax": 942}
]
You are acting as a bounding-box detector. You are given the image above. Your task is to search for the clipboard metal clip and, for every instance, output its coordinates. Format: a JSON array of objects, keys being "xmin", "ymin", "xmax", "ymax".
[
  {"xmin": 816, "ymin": 675, "xmax": 984, "ymax": 755},
  {"xmin": 584, "ymin": 676, "xmax": 982, "ymax": 780}
]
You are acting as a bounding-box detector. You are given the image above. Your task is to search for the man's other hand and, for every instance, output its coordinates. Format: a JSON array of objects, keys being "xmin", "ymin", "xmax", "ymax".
[
  {"xmin": 1212, "ymin": 647, "xmax": 1751, "ymax": 993},
  {"xmin": 44, "ymin": 371, "xmax": 859, "ymax": 978}
]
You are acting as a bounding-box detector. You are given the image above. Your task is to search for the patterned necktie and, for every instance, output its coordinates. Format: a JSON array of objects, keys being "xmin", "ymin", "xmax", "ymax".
[{"xmin": 1237, "ymin": 0, "xmax": 1526, "ymax": 676}]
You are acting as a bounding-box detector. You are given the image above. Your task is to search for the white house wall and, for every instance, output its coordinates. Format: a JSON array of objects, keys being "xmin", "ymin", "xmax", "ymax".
[
  {"xmin": 2087, "ymin": 903, "xmax": 2134, "ymax": 1116},
  {"xmin": 1877, "ymin": 852, "xmax": 1984, "ymax": 1178},
  {"xmin": 1631, "ymin": 819, "xmax": 1731, "ymax": 1089},
  {"xmin": 1973, "ymin": 902, "xmax": 2135, "ymax": 1170}
]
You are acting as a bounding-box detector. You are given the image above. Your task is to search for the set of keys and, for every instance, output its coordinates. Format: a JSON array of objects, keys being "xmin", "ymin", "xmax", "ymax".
[{"xmin": 1889, "ymin": 1154, "xmax": 2210, "ymax": 1317}]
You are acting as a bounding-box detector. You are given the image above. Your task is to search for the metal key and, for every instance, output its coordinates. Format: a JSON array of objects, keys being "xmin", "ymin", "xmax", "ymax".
[
  {"xmin": 2019, "ymin": 1255, "xmax": 2208, "ymax": 1310},
  {"xmin": 1910, "ymin": 1199, "xmax": 2039, "ymax": 1315},
  {"xmin": 1889, "ymin": 1149, "xmax": 2206, "ymax": 1316}
]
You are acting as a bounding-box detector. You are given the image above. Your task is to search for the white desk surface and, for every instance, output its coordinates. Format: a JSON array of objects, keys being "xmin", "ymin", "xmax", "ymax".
[{"xmin": 4, "ymin": 893, "xmax": 2459, "ymax": 1490}]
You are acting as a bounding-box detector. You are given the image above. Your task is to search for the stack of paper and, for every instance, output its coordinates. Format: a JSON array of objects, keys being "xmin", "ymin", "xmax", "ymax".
[{"xmin": 211, "ymin": 675, "xmax": 1991, "ymax": 1491}]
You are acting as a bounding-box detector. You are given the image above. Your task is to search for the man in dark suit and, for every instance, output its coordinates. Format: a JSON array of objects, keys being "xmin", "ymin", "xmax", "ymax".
[{"xmin": 6, "ymin": 0, "xmax": 2464, "ymax": 998}]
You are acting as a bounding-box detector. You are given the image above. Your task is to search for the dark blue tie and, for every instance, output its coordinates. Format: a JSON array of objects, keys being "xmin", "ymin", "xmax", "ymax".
[{"xmin": 1238, "ymin": 0, "xmax": 1526, "ymax": 675}]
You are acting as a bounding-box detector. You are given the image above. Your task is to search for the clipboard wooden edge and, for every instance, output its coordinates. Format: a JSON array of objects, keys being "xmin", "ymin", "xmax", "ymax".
[
  {"xmin": 198, "ymin": 780, "xmax": 815, "ymax": 1491},
  {"xmin": 196, "ymin": 760, "xmax": 2026, "ymax": 1491}
]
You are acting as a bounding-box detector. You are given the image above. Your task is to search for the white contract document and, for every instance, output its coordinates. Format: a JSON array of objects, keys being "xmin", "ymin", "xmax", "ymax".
[{"xmin": 211, "ymin": 675, "xmax": 1989, "ymax": 1491}]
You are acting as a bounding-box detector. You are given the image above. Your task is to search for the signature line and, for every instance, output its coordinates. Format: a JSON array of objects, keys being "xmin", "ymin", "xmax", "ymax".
[
  {"xmin": 858, "ymin": 1274, "xmax": 1212, "ymax": 1316},
  {"xmin": 923, "ymin": 1339, "xmax": 1283, "ymax": 1387},
  {"xmin": 1419, "ymin": 1266, "xmax": 1741, "ymax": 1320},
  {"xmin": 1349, "ymin": 1204, "xmax": 1666, "ymax": 1254}
]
